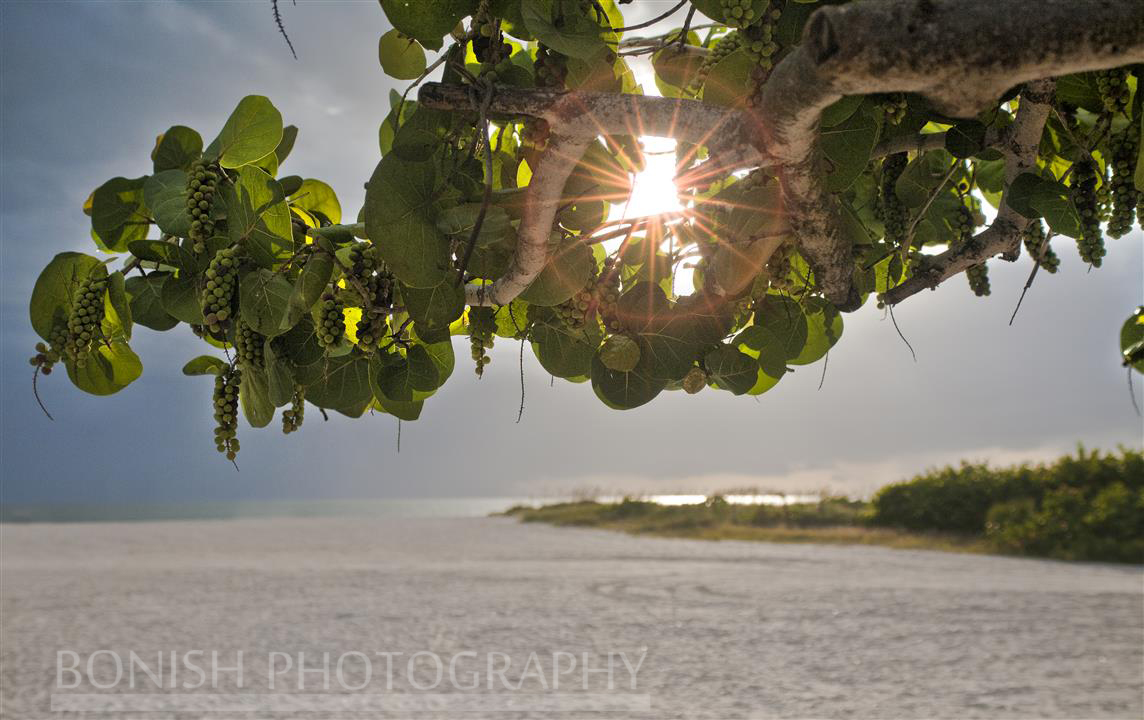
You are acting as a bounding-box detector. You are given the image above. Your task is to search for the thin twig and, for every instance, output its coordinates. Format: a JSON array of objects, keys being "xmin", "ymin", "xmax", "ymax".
[
  {"xmin": 516, "ymin": 339, "xmax": 526, "ymax": 424},
  {"xmin": 1009, "ymin": 230, "xmax": 1054, "ymax": 325},
  {"xmin": 1051, "ymin": 107, "xmax": 1104, "ymax": 169},
  {"xmin": 1129, "ymin": 368, "xmax": 1142, "ymax": 418},
  {"xmin": 611, "ymin": 0, "xmax": 689, "ymax": 33},
  {"xmin": 32, "ymin": 367, "xmax": 54, "ymax": 421},
  {"xmin": 676, "ymin": 6, "xmax": 697, "ymax": 49},
  {"xmin": 618, "ymin": 23, "xmax": 720, "ymax": 49},
  {"xmin": 818, "ymin": 352, "xmax": 829, "ymax": 390},
  {"xmin": 888, "ymin": 304, "xmax": 917, "ymax": 362},
  {"xmin": 903, "ymin": 162, "xmax": 960, "ymax": 263},
  {"xmin": 271, "ymin": 0, "xmax": 297, "ymax": 60},
  {"xmin": 456, "ymin": 82, "xmax": 496, "ymax": 286}
]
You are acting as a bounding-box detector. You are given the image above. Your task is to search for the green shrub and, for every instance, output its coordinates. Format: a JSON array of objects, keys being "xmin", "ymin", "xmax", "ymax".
[
  {"xmin": 598, "ymin": 498, "xmax": 657, "ymax": 521},
  {"xmin": 870, "ymin": 462, "xmax": 1033, "ymax": 533},
  {"xmin": 877, "ymin": 447, "xmax": 1143, "ymax": 562},
  {"xmin": 749, "ymin": 497, "xmax": 866, "ymax": 528},
  {"xmin": 985, "ymin": 497, "xmax": 1040, "ymax": 554}
]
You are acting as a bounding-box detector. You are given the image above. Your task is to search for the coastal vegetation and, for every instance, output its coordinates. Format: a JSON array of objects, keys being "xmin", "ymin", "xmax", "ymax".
[{"xmin": 503, "ymin": 447, "xmax": 1144, "ymax": 563}]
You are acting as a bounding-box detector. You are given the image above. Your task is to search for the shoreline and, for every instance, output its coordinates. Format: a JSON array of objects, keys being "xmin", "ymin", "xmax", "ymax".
[{"xmin": 500, "ymin": 500, "xmax": 995, "ymax": 557}]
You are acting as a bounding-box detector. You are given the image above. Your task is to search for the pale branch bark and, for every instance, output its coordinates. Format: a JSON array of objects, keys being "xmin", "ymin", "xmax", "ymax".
[
  {"xmin": 753, "ymin": 45, "xmax": 859, "ymax": 309},
  {"xmin": 419, "ymin": 83, "xmax": 764, "ymax": 161},
  {"xmin": 419, "ymin": 0, "xmax": 1144, "ymax": 310},
  {"xmin": 469, "ymin": 134, "xmax": 589, "ymax": 306},
  {"xmin": 882, "ymin": 80, "xmax": 1057, "ymax": 305},
  {"xmin": 420, "ymin": 85, "xmax": 766, "ymax": 306},
  {"xmin": 801, "ymin": 0, "xmax": 1143, "ymax": 119},
  {"xmin": 754, "ymin": 0, "xmax": 1141, "ymax": 310}
]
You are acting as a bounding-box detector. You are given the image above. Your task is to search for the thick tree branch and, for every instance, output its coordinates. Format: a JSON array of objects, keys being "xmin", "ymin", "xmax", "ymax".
[
  {"xmin": 420, "ymin": 85, "xmax": 766, "ymax": 306},
  {"xmin": 811, "ymin": 0, "xmax": 1142, "ymax": 118},
  {"xmin": 754, "ymin": 0, "xmax": 1141, "ymax": 310},
  {"xmin": 470, "ymin": 134, "xmax": 590, "ymax": 306},
  {"xmin": 419, "ymin": 0, "xmax": 1144, "ymax": 309},
  {"xmin": 420, "ymin": 83, "xmax": 764, "ymax": 160},
  {"xmin": 882, "ymin": 80, "xmax": 1057, "ymax": 305}
]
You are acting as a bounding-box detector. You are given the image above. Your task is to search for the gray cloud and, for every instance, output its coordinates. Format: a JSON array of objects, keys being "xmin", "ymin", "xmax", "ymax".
[{"xmin": 1, "ymin": 1, "xmax": 1140, "ymax": 504}]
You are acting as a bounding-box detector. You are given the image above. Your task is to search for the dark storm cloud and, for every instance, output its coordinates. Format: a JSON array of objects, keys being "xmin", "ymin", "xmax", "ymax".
[{"xmin": 1, "ymin": 1, "xmax": 1140, "ymax": 504}]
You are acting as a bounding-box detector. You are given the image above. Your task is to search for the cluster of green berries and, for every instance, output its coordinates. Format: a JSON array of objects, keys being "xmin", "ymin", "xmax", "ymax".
[
  {"xmin": 201, "ymin": 245, "xmax": 240, "ymax": 334},
  {"xmin": 315, "ymin": 290, "xmax": 345, "ymax": 348},
  {"xmin": 1094, "ymin": 67, "xmax": 1130, "ymax": 115},
  {"xmin": 354, "ymin": 269, "xmax": 394, "ymax": 352},
  {"xmin": 1107, "ymin": 127, "xmax": 1140, "ymax": 239},
  {"xmin": 346, "ymin": 243, "xmax": 376, "ymax": 277},
  {"xmin": 556, "ymin": 260, "xmax": 621, "ymax": 331},
  {"xmin": 556, "ymin": 287, "xmax": 595, "ymax": 329},
  {"xmin": 719, "ymin": 0, "xmax": 759, "ymax": 29},
  {"xmin": 1022, "ymin": 220, "xmax": 1059, "ymax": 274},
  {"xmin": 356, "ymin": 282, "xmax": 393, "ymax": 353},
  {"xmin": 65, "ymin": 273, "xmax": 108, "ymax": 367},
  {"xmin": 954, "ymin": 204, "xmax": 975, "ymax": 248},
  {"xmin": 594, "ymin": 261, "xmax": 622, "ymax": 333},
  {"xmin": 682, "ymin": 366, "xmax": 707, "ymax": 395},
  {"xmin": 472, "ymin": 0, "xmax": 510, "ymax": 69},
  {"xmin": 535, "ymin": 44, "xmax": 568, "ymax": 88},
  {"xmin": 28, "ymin": 334, "xmax": 65, "ymax": 376},
  {"xmin": 1070, "ymin": 161, "xmax": 1105, "ymax": 266},
  {"xmin": 472, "ymin": 0, "xmax": 493, "ymax": 40},
  {"xmin": 740, "ymin": 7, "xmax": 782, "ymax": 69},
  {"xmin": 345, "ymin": 243, "xmax": 392, "ymax": 352},
  {"xmin": 234, "ymin": 319, "xmax": 265, "ymax": 370},
  {"xmin": 212, "ymin": 365, "xmax": 241, "ymax": 461},
  {"xmin": 355, "ymin": 307, "xmax": 387, "ymax": 352},
  {"xmin": 765, "ymin": 241, "xmax": 794, "ymax": 291},
  {"xmin": 690, "ymin": 32, "xmax": 740, "ymax": 93},
  {"xmin": 965, "ymin": 262, "xmax": 990, "ymax": 297},
  {"xmin": 1097, "ymin": 166, "xmax": 1112, "ymax": 222},
  {"xmin": 875, "ymin": 94, "xmax": 909, "ymax": 125},
  {"xmin": 468, "ymin": 306, "xmax": 496, "ymax": 377},
  {"xmin": 186, "ymin": 159, "xmax": 220, "ymax": 254},
  {"xmin": 877, "ymin": 153, "xmax": 909, "ymax": 248},
  {"xmin": 282, "ymin": 385, "xmax": 304, "ymax": 434}
]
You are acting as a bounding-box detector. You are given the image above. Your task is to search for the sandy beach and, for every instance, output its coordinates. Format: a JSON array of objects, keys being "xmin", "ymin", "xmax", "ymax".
[{"xmin": 2, "ymin": 515, "xmax": 1142, "ymax": 718}]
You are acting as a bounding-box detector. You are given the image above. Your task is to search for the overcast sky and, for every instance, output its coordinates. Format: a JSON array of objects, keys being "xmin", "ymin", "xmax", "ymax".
[{"xmin": 1, "ymin": 1, "xmax": 1140, "ymax": 505}]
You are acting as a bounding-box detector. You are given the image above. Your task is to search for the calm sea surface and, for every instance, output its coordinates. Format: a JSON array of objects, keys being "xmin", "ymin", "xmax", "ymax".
[
  {"xmin": 0, "ymin": 494, "xmax": 819, "ymax": 523},
  {"xmin": 2, "ymin": 514, "xmax": 1141, "ymax": 718}
]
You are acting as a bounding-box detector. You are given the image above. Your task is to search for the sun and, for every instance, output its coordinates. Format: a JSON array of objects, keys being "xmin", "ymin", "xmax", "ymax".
[
  {"xmin": 619, "ymin": 136, "xmax": 685, "ymax": 220},
  {"xmin": 603, "ymin": 134, "xmax": 695, "ymax": 294}
]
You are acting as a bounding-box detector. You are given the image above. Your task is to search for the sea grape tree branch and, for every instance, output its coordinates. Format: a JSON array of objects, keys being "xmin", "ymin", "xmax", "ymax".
[
  {"xmin": 420, "ymin": 0, "xmax": 1144, "ymax": 309},
  {"xmin": 420, "ymin": 85, "xmax": 766, "ymax": 306},
  {"xmin": 754, "ymin": 0, "xmax": 1143, "ymax": 309},
  {"xmin": 882, "ymin": 79, "xmax": 1057, "ymax": 305}
]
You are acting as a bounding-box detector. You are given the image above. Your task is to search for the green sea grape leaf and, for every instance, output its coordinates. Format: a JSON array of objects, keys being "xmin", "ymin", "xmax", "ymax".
[
  {"xmin": 182, "ymin": 355, "xmax": 229, "ymax": 376},
  {"xmin": 209, "ymin": 95, "xmax": 284, "ymax": 169}
]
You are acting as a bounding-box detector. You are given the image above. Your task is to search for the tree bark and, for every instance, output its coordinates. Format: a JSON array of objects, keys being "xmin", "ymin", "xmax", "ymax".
[{"xmin": 418, "ymin": 0, "xmax": 1144, "ymax": 309}]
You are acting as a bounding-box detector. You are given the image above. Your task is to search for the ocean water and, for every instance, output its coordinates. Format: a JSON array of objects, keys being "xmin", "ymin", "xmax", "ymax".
[
  {"xmin": 0, "ymin": 498, "xmax": 533, "ymax": 524},
  {"xmin": 0, "ymin": 494, "xmax": 818, "ymax": 524},
  {"xmin": 2, "ymin": 515, "xmax": 1141, "ymax": 718}
]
